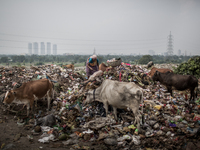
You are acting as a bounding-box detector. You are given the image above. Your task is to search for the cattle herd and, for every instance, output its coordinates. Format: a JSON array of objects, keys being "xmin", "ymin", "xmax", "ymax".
[{"xmin": 1, "ymin": 63, "xmax": 200, "ymax": 149}]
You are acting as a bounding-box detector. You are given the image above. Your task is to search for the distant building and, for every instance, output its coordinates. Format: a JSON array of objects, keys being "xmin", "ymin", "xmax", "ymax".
[
  {"xmin": 33, "ymin": 42, "xmax": 38, "ymax": 55},
  {"xmin": 53, "ymin": 44, "xmax": 57, "ymax": 55},
  {"xmin": 28, "ymin": 43, "xmax": 32, "ymax": 55},
  {"xmin": 40, "ymin": 42, "xmax": 45, "ymax": 55},
  {"xmin": 185, "ymin": 51, "xmax": 187, "ymax": 56},
  {"xmin": 63, "ymin": 53, "xmax": 74, "ymax": 55},
  {"xmin": 148, "ymin": 50, "xmax": 155, "ymax": 55},
  {"xmin": 178, "ymin": 49, "xmax": 181, "ymax": 56},
  {"xmin": 47, "ymin": 42, "xmax": 51, "ymax": 55},
  {"xmin": 164, "ymin": 52, "xmax": 168, "ymax": 56}
]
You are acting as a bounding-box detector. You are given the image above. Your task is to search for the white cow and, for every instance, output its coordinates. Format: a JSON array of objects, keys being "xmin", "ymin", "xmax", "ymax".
[{"xmin": 84, "ymin": 79, "xmax": 143, "ymax": 130}]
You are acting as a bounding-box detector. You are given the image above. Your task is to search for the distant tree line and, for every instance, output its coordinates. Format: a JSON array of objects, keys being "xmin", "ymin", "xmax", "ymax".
[
  {"xmin": 0, "ymin": 54, "xmax": 193, "ymax": 66},
  {"xmin": 174, "ymin": 56, "xmax": 200, "ymax": 78}
]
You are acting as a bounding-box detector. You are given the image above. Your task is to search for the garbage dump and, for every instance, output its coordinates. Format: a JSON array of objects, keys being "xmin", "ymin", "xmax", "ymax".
[{"xmin": 0, "ymin": 62, "xmax": 200, "ymax": 150}]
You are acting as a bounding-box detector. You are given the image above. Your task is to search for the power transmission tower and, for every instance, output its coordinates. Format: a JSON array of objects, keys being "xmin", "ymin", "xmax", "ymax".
[{"xmin": 167, "ymin": 31, "xmax": 174, "ymax": 56}]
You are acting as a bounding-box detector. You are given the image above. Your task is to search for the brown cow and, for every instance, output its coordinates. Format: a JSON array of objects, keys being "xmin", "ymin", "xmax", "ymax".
[
  {"xmin": 3, "ymin": 78, "xmax": 54, "ymax": 116},
  {"xmin": 99, "ymin": 63, "xmax": 108, "ymax": 72},
  {"xmin": 148, "ymin": 67, "xmax": 173, "ymax": 77},
  {"xmin": 99, "ymin": 63, "xmax": 114, "ymax": 72},
  {"xmin": 62, "ymin": 64, "xmax": 74, "ymax": 71}
]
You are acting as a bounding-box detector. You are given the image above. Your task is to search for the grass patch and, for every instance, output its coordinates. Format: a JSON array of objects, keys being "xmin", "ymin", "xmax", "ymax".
[
  {"xmin": 0, "ymin": 62, "xmax": 86, "ymax": 68},
  {"xmin": 74, "ymin": 63, "xmax": 85, "ymax": 67}
]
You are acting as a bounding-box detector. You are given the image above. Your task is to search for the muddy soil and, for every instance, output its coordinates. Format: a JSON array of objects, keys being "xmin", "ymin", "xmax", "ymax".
[{"xmin": 0, "ymin": 104, "xmax": 116, "ymax": 150}]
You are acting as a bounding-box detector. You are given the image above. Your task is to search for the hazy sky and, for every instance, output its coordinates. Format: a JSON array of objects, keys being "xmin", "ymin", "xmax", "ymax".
[{"xmin": 0, "ymin": 0, "xmax": 200, "ymax": 55}]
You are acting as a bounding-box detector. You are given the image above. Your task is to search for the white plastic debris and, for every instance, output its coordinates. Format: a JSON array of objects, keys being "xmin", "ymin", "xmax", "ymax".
[
  {"xmin": 131, "ymin": 135, "xmax": 141, "ymax": 145},
  {"xmin": 38, "ymin": 134, "xmax": 55, "ymax": 143}
]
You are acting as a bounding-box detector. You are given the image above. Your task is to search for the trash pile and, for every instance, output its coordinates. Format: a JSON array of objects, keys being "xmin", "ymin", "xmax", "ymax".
[
  {"xmin": 0, "ymin": 62, "xmax": 200, "ymax": 150},
  {"xmin": 106, "ymin": 58, "xmax": 122, "ymax": 69}
]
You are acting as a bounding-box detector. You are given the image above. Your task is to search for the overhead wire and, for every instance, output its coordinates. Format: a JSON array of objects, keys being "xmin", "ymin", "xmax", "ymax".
[
  {"xmin": 0, "ymin": 32, "xmax": 199, "ymax": 54},
  {"xmin": 0, "ymin": 32, "xmax": 168, "ymax": 53},
  {"xmin": 0, "ymin": 32, "xmax": 167, "ymax": 42},
  {"xmin": 0, "ymin": 38, "xmax": 167, "ymax": 46}
]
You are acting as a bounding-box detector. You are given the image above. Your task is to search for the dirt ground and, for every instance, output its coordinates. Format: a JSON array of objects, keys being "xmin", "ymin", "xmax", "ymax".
[
  {"xmin": 1, "ymin": 100, "xmax": 200, "ymax": 150},
  {"xmin": 0, "ymin": 104, "xmax": 118, "ymax": 150},
  {"xmin": 0, "ymin": 106, "xmax": 64, "ymax": 150}
]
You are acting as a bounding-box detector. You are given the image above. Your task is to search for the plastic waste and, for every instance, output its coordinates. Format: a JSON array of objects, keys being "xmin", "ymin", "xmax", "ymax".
[
  {"xmin": 174, "ymin": 116, "xmax": 182, "ymax": 122},
  {"xmin": 38, "ymin": 134, "xmax": 55, "ymax": 143},
  {"xmin": 166, "ymin": 131, "xmax": 172, "ymax": 136},
  {"xmin": 169, "ymin": 123, "xmax": 176, "ymax": 127},
  {"xmin": 131, "ymin": 135, "xmax": 140, "ymax": 145},
  {"xmin": 187, "ymin": 127, "xmax": 199, "ymax": 134},
  {"xmin": 156, "ymin": 130, "xmax": 164, "ymax": 136},
  {"xmin": 117, "ymin": 135, "xmax": 131, "ymax": 142},
  {"xmin": 146, "ymin": 120, "xmax": 157, "ymax": 126},
  {"xmin": 153, "ymin": 123, "xmax": 160, "ymax": 129},
  {"xmin": 35, "ymin": 114, "xmax": 56, "ymax": 127},
  {"xmin": 104, "ymin": 138, "xmax": 117, "ymax": 145},
  {"xmin": 82, "ymin": 129, "xmax": 94, "ymax": 134},
  {"xmin": 182, "ymin": 120, "xmax": 188, "ymax": 124},
  {"xmin": 17, "ymin": 121, "xmax": 25, "ymax": 127},
  {"xmin": 128, "ymin": 124, "xmax": 136, "ymax": 130},
  {"xmin": 132, "ymin": 127, "xmax": 138, "ymax": 134},
  {"xmin": 62, "ymin": 138, "xmax": 79, "ymax": 145},
  {"xmin": 154, "ymin": 105, "xmax": 162, "ymax": 110},
  {"xmin": 59, "ymin": 107, "xmax": 66, "ymax": 114},
  {"xmin": 83, "ymin": 116, "xmax": 116, "ymax": 129},
  {"xmin": 193, "ymin": 114, "xmax": 200, "ymax": 121},
  {"xmin": 145, "ymin": 131, "xmax": 154, "ymax": 137}
]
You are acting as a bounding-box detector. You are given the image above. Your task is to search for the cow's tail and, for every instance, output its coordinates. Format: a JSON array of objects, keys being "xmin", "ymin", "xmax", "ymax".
[{"xmin": 196, "ymin": 82, "xmax": 199, "ymax": 100}]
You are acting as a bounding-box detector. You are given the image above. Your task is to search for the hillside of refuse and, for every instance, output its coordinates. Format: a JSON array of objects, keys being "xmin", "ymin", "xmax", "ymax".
[{"xmin": 0, "ymin": 63, "xmax": 200, "ymax": 150}]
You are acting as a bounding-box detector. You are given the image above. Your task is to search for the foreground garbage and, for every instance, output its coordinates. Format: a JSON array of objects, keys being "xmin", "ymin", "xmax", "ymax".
[{"xmin": 0, "ymin": 63, "xmax": 200, "ymax": 150}]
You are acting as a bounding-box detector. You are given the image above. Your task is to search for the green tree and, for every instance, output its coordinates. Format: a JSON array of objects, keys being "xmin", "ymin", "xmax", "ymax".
[
  {"xmin": 23, "ymin": 60, "xmax": 25, "ymax": 66},
  {"xmin": 78, "ymin": 57, "xmax": 85, "ymax": 63},
  {"xmin": 16, "ymin": 62, "xmax": 21, "ymax": 67},
  {"xmin": 19, "ymin": 55, "xmax": 25, "ymax": 62},
  {"xmin": 174, "ymin": 56, "xmax": 200, "ymax": 78},
  {"xmin": 98, "ymin": 56, "xmax": 103, "ymax": 63},
  {"xmin": 138, "ymin": 55, "xmax": 153, "ymax": 64},
  {"xmin": 35, "ymin": 62, "xmax": 44, "ymax": 66},
  {"xmin": 30, "ymin": 58, "xmax": 33, "ymax": 64},
  {"xmin": 0, "ymin": 56, "xmax": 9, "ymax": 63}
]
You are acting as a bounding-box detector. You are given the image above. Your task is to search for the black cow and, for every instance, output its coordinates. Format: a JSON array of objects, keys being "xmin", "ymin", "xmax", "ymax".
[{"xmin": 152, "ymin": 71, "xmax": 198, "ymax": 101}]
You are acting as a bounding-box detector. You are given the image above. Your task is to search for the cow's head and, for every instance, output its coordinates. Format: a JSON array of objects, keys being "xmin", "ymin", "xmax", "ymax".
[
  {"xmin": 3, "ymin": 91, "xmax": 16, "ymax": 104},
  {"xmin": 83, "ymin": 90, "xmax": 94, "ymax": 106},
  {"xmin": 152, "ymin": 71, "xmax": 160, "ymax": 81},
  {"xmin": 148, "ymin": 70, "xmax": 154, "ymax": 78}
]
